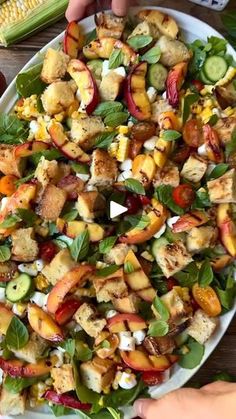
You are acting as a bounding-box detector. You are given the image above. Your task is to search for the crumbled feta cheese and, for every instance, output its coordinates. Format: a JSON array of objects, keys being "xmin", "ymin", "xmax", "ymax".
[
  {"xmin": 35, "ymin": 259, "xmax": 45, "ymax": 272},
  {"xmin": 167, "ymin": 216, "xmax": 180, "ymax": 229},
  {"xmin": 153, "ymin": 223, "xmax": 166, "ymax": 238},
  {"xmin": 50, "ymin": 349, "xmax": 64, "ymax": 367},
  {"xmin": 12, "ymin": 303, "xmax": 27, "ymax": 318},
  {"xmin": 197, "ymin": 143, "xmax": 207, "ymax": 157},
  {"xmin": 18, "ymin": 263, "xmax": 38, "ymax": 277},
  {"xmin": 106, "ymin": 310, "xmax": 118, "ymax": 319},
  {"xmin": 0, "ymin": 197, "xmax": 9, "ymax": 211},
  {"xmin": 120, "ymin": 159, "xmax": 132, "ymax": 171},
  {"xmin": 30, "ymin": 292, "xmax": 48, "ymax": 308},
  {"xmin": 0, "ymin": 287, "xmax": 5, "ymax": 302},
  {"xmin": 118, "ymin": 371, "xmax": 137, "ymax": 389},
  {"xmin": 147, "ymin": 86, "xmax": 157, "ymax": 103},
  {"xmin": 118, "ymin": 332, "xmax": 135, "ymax": 351},
  {"xmin": 76, "ymin": 173, "xmax": 90, "ymax": 182},
  {"xmin": 29, "ymin": 120, "xmax": 40, "ymax": 134},
  {"xmin": 133, "ymin": 330, "xmax": 146, "ymax": 345},
  {"xmin": 128, "ymin": 121, "xmax": 134, "ymax": 128},
  {"xmin": 144, "ymin": 136, "xmax": 158, "ymax": 151},
  {"xmin": 117, "ymin": 170, "xmax": 132, "ymax": 182},
  {"xmin": 206, "ymin": 163, "xmax": 216, "ymax": 176},
  {"xmin": 162, "ymin": 91, "xmax": 167, "ymax": 99},
  {"xmin": 0, "ymin": 368, "xmax": 3, "ymax": 385},
  {"xmin": 102, "ymin": 60, "xmax": 126, "ymax": 78}
]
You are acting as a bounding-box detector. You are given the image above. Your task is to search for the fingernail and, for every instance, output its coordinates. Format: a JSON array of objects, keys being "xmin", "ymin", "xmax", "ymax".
[{"xmin": 134, "ymin": 399, "xmax": 147, "ymax": 417}]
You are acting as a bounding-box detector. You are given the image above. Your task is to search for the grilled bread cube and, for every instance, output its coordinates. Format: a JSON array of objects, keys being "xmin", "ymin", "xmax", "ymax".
[
  {"xmin": 112, "ymin": 293, "xmax": 140, "ymax": 313},
  {"xmin": 129, "ymin": 21, "xmax": 157, "ymax": 38},
  {"xmin": 51, "ymin": 364, "xmax": 75, "ymax": 394},
  {"xmin": 11, "ymin": 227, "xmax": 39, "ymax": 262},
  {"xmin": 37, "ymin": 184, "xmax": 67, "ymax": 221},
  {"xmin": 215, "ymin": 117, "xmax": 236, "ymax": 145},
  {"xmin": 12, "ymin": 332, "xmax": 48, "ymax": 363},
  {"xmin": 160, "ymin": 288, "xmax": 189, "ymax": 325},
  {"xmin": 93, "ymin": 268, "xmax": 128, "ymax": 303},
  {"xmin": 155, "ymin": 241, "xmax": 193, "ymax": 278},
  {"xmin": 207, "ymin": 169, "xmax": 236, "ymax": 203},
  {"xmin": 187, "ymin": 309, "xmax": 218, "ymax": 344},
  {"xmin": 41, "ymin": 81, "xmax": 76, "ymax": 115},
  {"xmin": 76, "ymin": 191, "xmax": 106, "ymax": 221},
  {"xmin": 137, "ymin": 9, "xmax": 179, "ymax": 39},
  {"xmin": 89, "ymin": 149, "xmax": 118, "ymax": 189},
  {"xmin": 187, "ymin": 226, "xmax": 218, "ymax": 253},
  {"xmin": 35, "ymin": 157, "xmax": 59, "ymax": 189},
  {"xmin": 74, "ymin": 303, "xmax": 106, "ymax": 337},
  {"xmin": 153, "ymin": 161, "xmax": 180, "ymax": 188},
  {"xmin": 156, "ymin": 36, "xmax": 191, "ymax": 67},
  {"xmin": 96, "ymin": 13, "xmax": 126, "ymax": 39},
  {"xmin": 104, "ymin": 243, "xmax": 130, "ymax": 265},
  {"xmin": 70, "ymin": 116, "xmax": 105, "ymax": 150},
  {"xmin": 0, "ymin": 144, "xmax": 24, "ymax": 177},
  {"xmin": 99, "ymin": 71, "xmax": 124, "ymax": 101},
  {"xmin": 180, "ymin": 154, "xmax": 207, "ymax": 183},
  {"xmin": 42, "ymin": 249, "xmax": 77, "ymax": 285},
  {"xmin": 0, "ymin": 387, "xmax": 26, "ymax": 415},
  {"xmin": 41, "ymin": 48, "xmax": 70, "ymax": 84},
  {"xmin": 80, "ymin": 356, "xmax": 116, "ymax": 393}
]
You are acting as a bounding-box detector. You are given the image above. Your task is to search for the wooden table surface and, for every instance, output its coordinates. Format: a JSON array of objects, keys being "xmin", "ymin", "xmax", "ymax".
[{"xmin": 0, "ymin": 0, "xmax": 236, "ymax": 385}]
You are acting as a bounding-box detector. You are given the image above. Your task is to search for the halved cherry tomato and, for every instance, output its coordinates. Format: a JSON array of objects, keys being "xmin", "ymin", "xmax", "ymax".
[
  {"xmin": 172, "ymin": 145, "xmax": 191, "ymax": 164},
  {"xmin": 166, "ymin": 277, "xmax": 178, "ymax": 291},
  {"xmin": 141, "ymin": 370, "xmax": 163, "ymax": 386},
  {"xmin": 172, "ymin": 184, "xmax": 195, "ymax": 209},
  {"xmin": 183, "ymin": 119, "xmax": 203, "ymax": 148},
  {"xmin": 138, "ymin": 195, "xmax": 151, "ymax": 206},
  {"xmin": 130, "ymin": 121, "xmax": 156, "ymax": 142},
  {"xmin": 125, "ymin": 194, "xmax": 140, "ymax": 214},
  {"xmin": 192, "ymin": 283, "xmax": 221, "ymax": 317},
  {"xmin": 0, "ymin": 175, "xmax": 18, "ymax": 196},
  {"xmin": 191, "ymin": 79, "xmax": 204, "ymax": 92},
  {"xmin": 39, "ymin": 241, "xmax": 57, "ymax": 262},
  {"xmin": 55, "ymin": 298, "xmax": 82, "ymax": 325}
]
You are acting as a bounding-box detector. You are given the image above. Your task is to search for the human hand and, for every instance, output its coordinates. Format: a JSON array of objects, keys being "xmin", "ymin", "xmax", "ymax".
[
  {"xmin": 134, "ymin": 381, "xmax": 236, "ymax": 419},
  {"xmin": 66, "ymin": 0, "xmax": 130, "ymax": 22}
]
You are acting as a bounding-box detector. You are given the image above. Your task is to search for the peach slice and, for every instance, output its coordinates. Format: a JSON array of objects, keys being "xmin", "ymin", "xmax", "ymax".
[
  {"xmin": 217, "ymin": 203, "xmax": 236, "ymax": 257},
  {"xmin": 132, "ymin": 154, "xmax": 156, "ymax": 185},
  {"xmin": 96, "ymin": 334, "xmax": 119, "ymax": 359},
  {"xmin": 67, "ymin": 59, "xmax": 99, "ymax": 114},
  {"xmin": 14, "ymin": 141, "xmax": 49, "ymax": 158},
  {"xmin": 27, "ymin": 304, "xmax": 64, "ymax": 342},
  {"xmin": 56, "ymin": 219, "xmax": 105, "ymax": 242},
  {"xmin": 0, "ymin": 304, "xmax": 13, "ymax": 334},
  {"xmin": 125, "ymin": 61, "xmax": 151, "ymax": 121},
  {"xmin": 172, "ymin": 210, "xmax": 210, "ymax": 233},
  {"xmin": 120, "ymin": 349, "xmax": 171, "ymax": 371},
  {"xmin": 124, "ymin": 250, "xmax": 151, "ymax": 291},
  {"xmin": 137, "ymin": 287, "xmax": 156, "ymax": 302},
  {"xmin": 0, "ymin": 357, "xmax": 54, "ymax": 377},
  {"xmin": 203, "ymin": 124, "xmax": 224, "ymax": 163},
  {"xmin": 0, "ymin": 358, "xmax": 24, "ymax": 377},
  {"xmin": 63, "ymin": 21, "xmax": 84, "ymax": 59},
  {"xmin": 47, "ymin": 265, "xmax": 94, "ymax": 314},
  {"xmin": 107, "ymin": 313, "xmax": 147, "ymax": 333},
  {"xmin": 83, "ymin": 37, "xmax": 137, "ymax": 65},
  {"xmin": 166, "ymin": 62, "xmax": 188, "ymax": 107}
]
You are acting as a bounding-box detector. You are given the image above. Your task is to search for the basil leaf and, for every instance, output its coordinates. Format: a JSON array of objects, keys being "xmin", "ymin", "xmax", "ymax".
[
  {"xmin": 148, "ymin": 319, "xmax": 169, "ymax": 337},
  {"xmin": 216, "ymin": 286, "xmax": 236, "ymax": 310},
  {"xmin": 16, "ymin": 64, "xmax": 46, "ymax": 97},
  {"xmin": 59, "ymin": 339, "xmax": 75, "ymax": 358},
  {"xmin": 75, "ymin": 340, "xmax": 93, "ymax": 361},
  {"xmin": 191, "ymin": 189, "xmax": 211, "ymax": 210},
  {"xmin": 162, "ymin": 130, "xmax": 182, "ymax": 141},
  {"xmin": 30, "ymin": 148, "xmax": 63, "ymax": 166},
  {"xmin": 0, "ymin": 214, "xmax": 21, "ymax": 229},
  {"xmin": 127, "ymin": 35, "xmax": 153, "ymax": 50},
  {"xmin": 85, "ymin": 28, "xmax": 97, "ymax": 44},
  {"xmin": 16, "ymin": 208, "xmax": 37, "ymax": 227},
  {"xmin": 99, "ymin": 236, "xmax": 117, "ymax": 254},
  {"xmin": 15, "ymin": 172, "xmax": 34, "ymax": 187},
  {"xmin": 208, "ymin": 114, "xmax": 219, "ymax": 126},
  {"xmin": 178, "ymin": 338, "xmax": 205, "ymax": 369},
  {"xmin": 198, "ymin": 260, "xmax": 214, "ymax": 287},
  {"xmin": 4, "ymin": 376, "xmax": 38, "ymax": 394},
  {"xmin": 155, "ymin": 185, "xmax": 184, "ymax": 215},
  {"xmin": 207, "ymin": 164, "xmax": 229, "ymax": 180},
  {"xmin": 0, "ymin": 113, "xmax": 29, "ymax": 144},
  {"xmin": 71, "ymin": 162, "xmax": 90, "ymax": 174},
  {"xmin": 109, "ymin": 49, "xmax": 124, "ymax": 69},
  {"xmin": 225, "ymin": 129, "xmax": 236, "ymax": 158},
  {"xmin": 70, "ymin": 230, "xmax": 90, "ymax": 261},
  {"xmin": 124, "ymin": 261, "xmax": 135, "ymax": 274},
  {"xmin": 95, "ymin": 132, "xmax": 116, "ymax": 149},
  {"xmin": 174, "ymin": 262, "xmax": 199, "ymax": 287},
  {"xmin": 189, "ymin": 45, "xmax": 206, "ymax": 75},
  {"xmin": 6, "ymin": 316, "xmax": 29, "ymax": 350},
  {"xmin": 141, "ymin": 46, "xmax": 161, "ymax": 64},
  {"xmin": 63, "ymin": 209, "xmax": 78, "ymax": 222},
  {"xmin": 222, "ymin": 11, "xmax": 236, "ymax": 38},
  {"xmin": 104, "ymin": 112, "xmax": 129, "ymax": 128},
  {"xmin": 124, "ymin": 178, "xmax": 145, "ymax": 195},
  {"xmin": 126, "ymin": 214, "xmax": 150, "ymax": 230},
  {"xmin": 96, "ymin": 265, "xmax": 120, "ymax": 277},
  {"xmin": 94, "ymin": 101, "xmax": 123, "ymax": 117},
  {"xmin": 73, "ymin": 360, "xmax": 100, "ymax": 405},
  {"xmin": 207, "ymin": 36, "xmax": 227, "ymax": 56},
  {"xmin": 212, "ymin": 371, "xmax": 236, "ymax": 383},
  {"xmin": 182, "ymin": 93, "xmax": 199, "ymax": 124},
  {"xmin": 0, "ymin": 245, "xmax": 11, "ymax": 262},
  {"xmin": 103, "ymin": 379, "xmax": 146, "ymax": 408},
  {"xmin": 152, "ymin": 295, "xmax": 169, "ymax": 321}
]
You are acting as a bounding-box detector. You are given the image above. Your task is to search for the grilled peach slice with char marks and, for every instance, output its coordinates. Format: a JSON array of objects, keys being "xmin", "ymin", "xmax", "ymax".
[
  {"xmin": 0, "ymin": 304, "xmax": 14, "ymax": 334},
  {"xmin": 120, "ymin": 349, "xmax": 171, "ymax": 371},
  {"xmin": 132, "ymin": 153, "xmax": 156, "ymax": 186},
  {"xmin": 125, "ymin": 62, "xmax": 151, "ymax": 121},
  {"xmin": 137, "ymin": 9, "xmax": 179, "ymax": 39},
  {"xmin": 56, "ymin": 218, "xmax": 105, "ymax": 242},
  {"xmin": 64, "ymin": 21, "xmax": 84, "ymax": 58},
  {"xmin": 217, "ymin": 203, "xmax": 236, "ymax": 257},
  {"xmin": 124, "ymin": 249, "xmax": 153, "ymax": 293},
  {"xmin": 28, "ymin": 304, "xmax": 64, "ymax": 342},
  {"xmin": 172, "ymin": 210, "xmax": 209, "ymax": 233},
  {"xmin": 203, "ymin": 123, "xmax": 224, "ymax": 163},
  {"xmin": 14, "ymin": 141, "xmax": 49, "ymax": 158},
  {"xmin": 166, "ymin": 62, "xmax": 188, "ymax": 107},
  {"xmin": 107, "ymin": 313, "xmax": 147, "ymax": 333},
  {"xmin": 83, "ymin": 37, "xmax": 137, "ymax": 65},
  {"xmin": 0, "ymin": 357, "xmax": 54, "ymax": 377}
]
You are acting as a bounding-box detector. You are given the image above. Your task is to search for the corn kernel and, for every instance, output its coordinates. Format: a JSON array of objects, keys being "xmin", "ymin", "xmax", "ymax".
[
  {"xmin": 118, "ymin": 125, "xmax": 129, "ymax": 135},
  {"xmin": 216, "ymin": 67, "xmax": 236, "ymax": 87},
  {"xmin": 200, "ymin": 107, "xmax": 213, "ymax": 124},
  {"xmin": 191, "ymin": 104, "xmax": 202, "ymax": 114},
  {"xmin": 204, "ymin": 98, "xmax": 213, "ymax": 107},
  {"xmin": 35, "ymin": 273, "xmax": 49, "ymax": 291},
  {"xmin": 14, "ymin": 302, "xmax": 27, "ymax": 316},
  {"xmin": 117, "ymin": 136, "xmax": 130, "ymax": 162},
  {"xmin": 54, "ymin": 112, "xmax": 65, "ymax": 122},
  {"xmin": 108, "ymin": 142, "xmax": 119, "ymax": 158},
  {"xmin": 224, "ymin": 107, "xmax": 234, "ymax": 117}
]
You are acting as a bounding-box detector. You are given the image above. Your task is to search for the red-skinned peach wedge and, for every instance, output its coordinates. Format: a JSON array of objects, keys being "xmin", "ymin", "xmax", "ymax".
[
  {"xmin": 125, "ymin": 62, "xmax": 151, "ymax": 121},
  {"xmin": 63, "ymin": 21, "xmax": 84, "ymax": 58},
  {"xmin": 27, "ymin": 304, "xmax": 64, "ymax": 342},
  {"xmin": 166, "ymin": 62, "xmax": 188, "ymax": 107}
]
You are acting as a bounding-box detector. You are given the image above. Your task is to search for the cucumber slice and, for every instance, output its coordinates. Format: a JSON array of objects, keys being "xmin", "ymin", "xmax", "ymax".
[
  {"xmin": 164, "ymin": 226, "xmax": 185, "ymax": 243},
  {"xmin": 199, "ymin": 68, "xmax": 212, "ymax": 85},
  {"xmin": 148, "ymin": 63, "xmax": 168, "ymax": 92},
  {"xmin": 151, "ymin": 237, "xmax": 168, "ymax": 257},
  {"xmin": 175, "ymin": 330, "xmax": 189, "ymax": 347},
  {"xmin": 6, "ymin": 274, "xmax": 34, "ymax": 303},
  {"xmin": 203, "ymin": 56, "xmax": 228, "ymax": 83},
  {"xmin": 87, "ymin": 59, "xmax": 103, "ymax": 80}
]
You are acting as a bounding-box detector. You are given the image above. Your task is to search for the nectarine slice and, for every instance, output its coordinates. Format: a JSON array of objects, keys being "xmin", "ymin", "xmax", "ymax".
[
  {"xmin": 28, "ymin": 304, "xmax": 64, "ymax": 342},
  {"xmin": 0, "ymin": 304, "xmax": 13, "ymax": 334},
  {"xmin": 125, "ymin": 62, "xmax": 151, "ymax": 121},
  {"xmin": 121, "ymin": 350, "xmax": 171, "ymax": 371},
  {"xmin": 64, "ymin": 21, "xmax": 84, "ymax": 59}
]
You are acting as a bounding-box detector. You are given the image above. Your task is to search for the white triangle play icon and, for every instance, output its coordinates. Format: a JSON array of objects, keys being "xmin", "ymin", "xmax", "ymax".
[{"xmin": 110, "ymin": 201, "xmax": 127, "ymax": 218}]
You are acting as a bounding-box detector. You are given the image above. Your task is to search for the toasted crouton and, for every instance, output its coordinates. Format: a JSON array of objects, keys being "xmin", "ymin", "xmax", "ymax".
[
  {"xmin": 96, "ymin": 13, "xmax": 126, "ymax": 39},
  {"xmin": 89, "ymin": 149, "xmax": 118, "ymax": 189},
  {"xmin": 137, "ymin": 9, "xmax": 179, "ymax": 39},
  {"xmin": 99, "ymin": 71, "xmax": 124, "ymax": 101},
  {"xmin": 207, "ymin": 169, "xmax": 236, "ymax": 203},
  {"xmin": 0, "ymin": 387, "xmax": 26, "ymax": 415},
  {"xmin": 41, "ymin": 48, "xmax": 70, "ymax": 84},
  {"xmin": 215, "ymin": 117, "xmax": 236, "ymax": 144},
  {"xmin": 11, "ymin": 227, "xmax": 39, "ymax": 262},
  {"xmin": 74, "ymin": 303, "xmax": 106, "ymax": 338},
  {"xmin": 37, "ymin": 184, "xmax": 67, "ymax": 221},
  {"xmin": 42, "ymin": 249, "xmax": 77, "ymax": 285},
  {"xmin": 129, "ymin": 21, "xmax": 157, "ymax": 38},
  {"xmin": 155, "ymin": 241, "xmax": 193, "ymax": 278},
  {"xmin": 153, "ymin": 161, "xmax": 180, "ymax": 188},
  {"xmin": 104, "ymin": 243, "xmax": 130, "ymax": 265},
  {"xmin": 144, "ymin": 335, "xmax": 176, "ymax": 355},
  {"xmin": 160, "ymin": 288, "xmax": 189, "ymax": 325},
  {"xmin": 12, "ymin": 332, "xmax": 47, "ymax": 363},
  {"xmin": 187, "ymin": 226, "xmax": 218, "ymax": 253},
  {"xmin": 70, "ymin": 116, "xmax": 105, "ymax": 150},
  {"xmin": 151, "ymin": 99, "xmax": 173, "ymax": 123},
  {"xmin": 51, "ymin": 364, "xmax": 75, "ymax": 394},
  {"xmin": 80, "ymin": 356, "xmax": 116, "ymax": 393},
  {"xmin": 93, "ymin": 268, "xmax": 128, "ymax": 302},
  {"xmin": 187, "ymin": 309, "xmax": 218, "ymax": 344},
  {"xmin": 41, "ymin": 81, "xmax": 76, "ymax": 115},
  {"xmin": 181, "ymin": 154, "xmax": 207, "ymax": 183},
  {"xmin": 0, "ymin": 145, "xmax": 24, "ymax": 177},
  {"xmin": 113, "ymin": 293, "xmax": 140, "ymax": 313},
  {"xmin": 35, "ymin": 157, "xmax": 59, "ymax": 189},
  {"xmin": 76, "ymin": 191, "xmax": 106, "ymax": 221}
]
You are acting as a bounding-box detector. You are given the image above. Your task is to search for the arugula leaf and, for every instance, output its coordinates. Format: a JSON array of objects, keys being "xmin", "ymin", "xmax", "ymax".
[
  {"xmin": 103, "ymin": 380, "xmax": 146, "ymax": 408},
  {"xmin": 178, "ymin": 338, "xmax": 205, "ymax": 369},
  {"xmin": 94, "ymin": 101, "xmax": 123, "ymax": 117},
  {"xmin": 109, "ymin": 49, "xmax": 124, "ymax": 69},
  {"xmin": 148, "ymin": 319, "xmax": 169, "ymax": 337},
  {"xmin": 182, "ymin": 93, "xmax": 199, "ymax": 124},
  {"xmin": 70, "ymin": 230, "xmax": 90, "ymax": 261},
  {"xmin": 15, "ymin": 172, "xmax": 34, "ymax": 187},
  {"xmin": 6, "ymin": 316, "xmax": 29, "ymax": 350},
  {"xmin": 0, "ymin": 214, "xmax": 21, "ymax": 229},
  {"xmin": 63, "ymin": 209, "xmax": 78, "ymax": 222},
  {"xmin": 124, "ymin": 178, "xmax": 145, "ymax": 195},
  {"xmin": 225, "ymin": 129, "xmax": 236, "ymax": 158},
  {"xmin": 96, "ymin": 265, "xmax": 120, "ymax": 277},
  {"xmin": 155, "ymin": 185, "xmax": 184, "ymax": 215},
  {"xmin": 174, "ymin": 262, "xmax": 199, "ymax": 287},
  {"xmin": 16, "ymin": 63, "xmax": 46, "ymax": 97},
  {"xmin": 207, "ymin": 163, "xmax": 229, "ymax": 180},
  {"xmin": 124, "ymin": 261, "xmax": 135, "ymax": 274},
  {"xmin": 0, "ymin": 113, "xmax": 29, "ymax": 144},
  {"xmin": 4, "ymin": 376, "xmax": 38, "ymax": 393},
  {"xmin": 104, "ymin": 112, "xmax": 129, "ymax": 128},
  {"xmin": 99, "ymin": 236, "xmax": 117, "ymax": 254},
  {"xmin": 95, "ymin": 132, "xmax": 117, "ymax": 149},
  {"xmin": 198, "ymin": 260, "xmax": 214, "ymax": 287},
  {"xmin": 16, "ymin": 208, "xmax": 37, "ymax": 227},
  {"xmin": 216, "ymin": 269, "xmax": 236, "ymax": 310},
  {"xmin": 192, "ymin": 189, "xmax": 211, "ymax": 210},
  {"xmin": 127, "ymin": 35, "xmax": 153, "ymax": 50},
  {"xmin": 152, "ymin": 295, "xmax": 169, "ymax": 321},
  {"xmin": 141, "ymin": 46, "xmax": 161, "ymax": 64},
  {"xmin": 60, "ymin": 339, "xmax": 75, "ymax": 358},
  {"xmin": 126, "ymin": 214, "xmax": 150, "ymax": 230},
  {"xmin": 0, "ymin": 245, "xmax": 11, "ymax": 262},
  {"xmin": 162, "ymin": 130, "xmax": 182, "ymax": 141}
]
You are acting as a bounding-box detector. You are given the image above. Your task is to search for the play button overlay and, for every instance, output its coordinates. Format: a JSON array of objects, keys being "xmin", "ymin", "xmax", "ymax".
[{"xmin": 110, "ymin": 201, "xmax": 127, "ymax": 219}]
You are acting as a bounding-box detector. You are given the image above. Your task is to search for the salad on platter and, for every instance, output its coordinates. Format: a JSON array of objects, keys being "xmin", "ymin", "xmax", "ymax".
[{"xmin": 0, "ymin": 7, "xmax": 236, "ymax": 418}]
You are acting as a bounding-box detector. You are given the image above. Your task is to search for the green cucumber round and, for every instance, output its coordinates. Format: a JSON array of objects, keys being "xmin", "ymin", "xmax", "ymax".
[
  {"xmin": 203, "ymin": 55, "xmax": 228, "ymax": 83},
  {"xmin": 148, "ymin": 63, "xmax": 168, "ymax": 92},
  {"xmin": 6, "ymin": 274, "xmax": 34, "ymax": 303},
  {"xmin": 199, "ymin": 68, "xmax": 212, "ymax": 85},
  {"xmin": 87, "ymin": 59, "xmax": 103, "ymax": 80},
  {"xmin": 151, "ymin": 237, "xmax": 168, "ymax": 257}
]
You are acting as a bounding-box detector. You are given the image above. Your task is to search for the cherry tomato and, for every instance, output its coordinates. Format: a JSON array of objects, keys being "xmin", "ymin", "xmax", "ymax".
[
  {"xmin": 166, "ymin": 277, "xmax": 178, "ymax": 291},
  {"xmin": 172, "ymin": 184, "xmax": 195, "ymax": 209},
  {"xmin": 172, "ymin": 145, "xmax": 191, "ymax": 164},
  {"xmin": 192, "ymin": 283, "xmax": 221, "ymax": 317},
  {"xmin": 129, "ymin": 139, "xmax": 143, "ymax": 159},
  {"xmin": 191, "ymin": 79, "xmax": 204, "ymax": 92},
  {"xmin": 0, "ymin": 72, "xmax": 7, "ymax": 97},
  {"xmin": 130, "ymin": 121, "xmax": 156, "ymax": 142},
  {"xmin": 141, "ymin": 370, "xmax": 163, "ymax": 386},
  {"xmin": 138, "ymin": 195, "xmax": 151, "ymax": 206},
  {"xmin": 39, "ymin": 241, "xmax": 57, "ymax": 262},
  {"xmin": 190, "ymin": 297, "xmax": 200, "ymax": 312},
  {"xmin": 125, "ymin": 194, "xmax": 140, "ymax": 214},
  {"xmin": 183, "ymin": 119, "xmax": 203, "ymax": 148},
  {"xmin": 55, "ymin": 298, "xmax": 82, "ymax": 325}
]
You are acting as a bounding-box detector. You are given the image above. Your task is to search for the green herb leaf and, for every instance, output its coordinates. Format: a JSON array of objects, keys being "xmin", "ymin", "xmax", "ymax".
[
  {"xmin": 126, "ymin": 214, "xmax": 150, "ymax": 230},
  {"xmin": 85, "ymin": 28, "xmax": 97, "ymax": 44},
  {"xmin": 16, "ymin": 64, "xmax": 46, "ymax": 97},
  {"xmin": 16, "ymin": 208, "xmax": 38, "ymax": 227},
  {"xmin": 198, "ymin": 260, "xmax": 214, "ymax": 287},
  {"xmin": 148, "ymin": 319, "xmax": 169, "ymax": 337},
  {"xmin": 162, "ymin": 130, "xmax": 182, "ymax": 141},
  {"xmin": 124, "ymin": 261, "xmax": 135, "ymax": 274},
  {"xmin": 222, "ymin": 11, "xmax": 236, "ymax": 38},
  {"xmin": 63, "ymin": 209, "xmax": 78, "ymax": 222},
  {"xmin": 225, "ymin": 129, "xmax": 236, "ymax": 158},
  {"xmin": 70, "ymin": 230, "xmax": 90, "ymax": 262},
  {"xmin": 124, "ymin": 178, "xmax": 145, "ymax": 195},
  {"xmin": 127, "ymin": 35, "xmax": 153, "ymax": 50},
  {"xmin": 103, "ymin": 379, "xmax": 146, "ymax": 408},
  {"xmin": 107, "ymin": 407, "xmax": 122, "ymax": 419},
  {"xmin": 152, "ymin": 296, "xmax": 169, "ymax": 321},
  {"xmin": 96, "ymin": 265, "xmax": 120, "ymax": 277},
  {"xmin": 155, "ymin": 185, "xmax": 184, "ymax": 215},
  {"xmin": 141, "ymin": 46, "xmax": 161, "ymax": 64},
  {"xmin": 71, "ymin": 162, "xmax": 90, "ymax": 174},
  {"xmin": 6, "ymin": 316, "xmax": 29, "ymax": 350},
  {"xmin": 73, "ymin": 360, "xmax": 100, "ymax": 405},
  {"xmin": 0, "ymin": 245, "xmax": 11, "ymax": 262},
  {"xmin": 109, "ymin": 49, "xmax": 124, "ymax": 69},
  {"xmin": 216, "ymin": 286, "xmax": 236, "ymax": 310},
  {"xmin": 0, "ymin": 214, "xmax": 21, "ymax": 229},
  {"xmin": 99, "ymin": 236, "xmax": 117, "ymax": 254},
  {"xmin": 50, "ymin": 404, "xmax": 73, "ymax": 417},
  {"xmin": 15, "ymin": 172, "xmax": 34, "ymax": 187},
  {"xmin": 182, "ymin": 93, "xmax": 199, "ymax": 124},
  {"xmin": 174, "ymin": 262, "xmax": 199, "ymax": 287},
  {"xmin": 104, "ymin": 111, "xmax": 129, "ymax": 128},
  {"xmin": 76, "ymin": 341, "xmax": 93, "ymax": 361},
  {"xmin": 95, "ymin": 131, "xmax": 117, "ymax": 149},
  {"xmin": 212, "ymin": 371, "xmax": 236, "ymax": 382},
  {"xmin": 4, "ymin": 376, "xmax": 38, "ymax": 394},
  {"xmin": 189, "ymin": 44, "xmax": 206, "ymax": 75},
  {"xmin": 207, "ymin": 36, "xmax": 227, "ymax": 56},
  {"xmin": 207, "ymin": 163, "xmax": 229, "ymax": 180},
  {"xmin": 191, "ymin": 189, "xmax": 211, "ymax": 210},
  {"xmin": 60, "ymin": 339, "xmax": 75, "ymax": 358},
  {"xmin": 94, "ymin": 101, "xmax": 123, "ymax": 117},
  {"xmin": 178, "ymin": 338, "xmax": 205, "ymax": 369},
  {"xmin": 30, "ymin": 148, "xmax": 63, "ymax": 166},
  {"xmin": 208, "ymin": 114, "xmax": 219, "ymax": 126},
  {"xmin": 0, "ymin": 113, "xmax": 29, "ymax": 144}
]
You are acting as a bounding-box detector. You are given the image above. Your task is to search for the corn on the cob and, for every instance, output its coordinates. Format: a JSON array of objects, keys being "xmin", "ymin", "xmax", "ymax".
[
  {"xmin": 116, "ymin": 136, "xmax": 130, "ymax": 162},
  {"xmin": 0, "ymin": 0, "xmax": 68, "ymax": 46}
]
